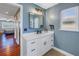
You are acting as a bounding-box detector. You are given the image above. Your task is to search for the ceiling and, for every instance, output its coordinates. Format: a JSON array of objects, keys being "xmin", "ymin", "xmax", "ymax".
[
  {"xmin": 35, "ymin": 3, "xmax": 58, "ymax": 9},
  {"xmin": 0, "ymin": 3, "xmax": 58, "ymax": 19},
  {"xmin": 0, "ymin": 3, "xmax": 20, "ymax": 19}
]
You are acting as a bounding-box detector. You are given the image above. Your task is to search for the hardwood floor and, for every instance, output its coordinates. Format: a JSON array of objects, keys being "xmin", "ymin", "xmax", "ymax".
[
  {"xmin": 0, "ymin": 36, "xmax": 20, "ymax": 56},
  {"xmin": 0, "ymin": 45, "xmax": 20, "ymax": 56},
  {"xmin": 44, "ymin": 49, "xmax": 65, "ymax": 56}
]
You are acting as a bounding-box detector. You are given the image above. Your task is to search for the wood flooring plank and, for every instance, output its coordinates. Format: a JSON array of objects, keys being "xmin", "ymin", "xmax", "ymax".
[{"xmin": 44, "ymin": 49, "xmax": 65, "ymax": 56}]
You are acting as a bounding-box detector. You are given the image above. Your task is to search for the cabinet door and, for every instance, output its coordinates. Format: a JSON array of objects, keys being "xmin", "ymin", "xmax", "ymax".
[
  {"xmin": 37, "ymin": 38, "xmax": 44, "ymax": 56},
  {"xmin": 44, "ymin": 35, "xmax": 52, "ymax": 52},
  {"xmin": 38, "ymin": 35, "xmax": 52, "ymax": 55}
]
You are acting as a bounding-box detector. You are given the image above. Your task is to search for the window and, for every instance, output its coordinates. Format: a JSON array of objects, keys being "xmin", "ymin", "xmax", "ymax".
[{"xmin": 60, "ymin": 6, "xmax": 79, "ymax": 31}]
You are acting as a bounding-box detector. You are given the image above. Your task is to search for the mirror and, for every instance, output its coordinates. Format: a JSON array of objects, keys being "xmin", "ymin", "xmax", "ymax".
[{"xmin": 29, "ymin": 12, "xmax": 44, "ymax": 29}]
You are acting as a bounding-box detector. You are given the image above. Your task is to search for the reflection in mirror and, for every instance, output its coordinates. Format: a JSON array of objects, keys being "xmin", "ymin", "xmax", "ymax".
[
  {"xmin": 29, "ymin": 13, "xmax": 34, "ymax": 28},
  {"xmin": 29, "ymin": 12, "xmax": 44, "ymax": 29},
  {"xmin": 34, "ymin": 16, "xmax": 39, "ymax": 28}
]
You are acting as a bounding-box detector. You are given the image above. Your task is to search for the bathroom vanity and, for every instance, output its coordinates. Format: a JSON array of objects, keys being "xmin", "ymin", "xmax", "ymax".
[{"xmin": 22, "ymin": 31, "xmax": 54, "ymax": 56}]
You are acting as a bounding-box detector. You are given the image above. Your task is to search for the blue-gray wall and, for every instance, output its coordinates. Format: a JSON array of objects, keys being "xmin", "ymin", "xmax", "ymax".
[
  {"xmin": 46, "ymin": 3, "xmax": 79, "ymax": 55},
  {"xmin": 55, "ymin": 30, "xmax": 79, "ymax": 56},
  {"xmin": 20, "ymin": 3, "xmax": 45, "ymax": 33}
]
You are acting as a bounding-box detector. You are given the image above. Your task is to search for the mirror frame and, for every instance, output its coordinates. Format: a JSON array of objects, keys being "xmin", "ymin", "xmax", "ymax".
[{"xmin": 29, "ymin": 12, "xmax": 44, "ymax": 29}]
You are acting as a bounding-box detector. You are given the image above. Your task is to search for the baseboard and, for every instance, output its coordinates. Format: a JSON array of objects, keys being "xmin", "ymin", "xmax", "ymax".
[{"xmin": 53, "ymin": 47, "xmax": 74, "ymax": 56}]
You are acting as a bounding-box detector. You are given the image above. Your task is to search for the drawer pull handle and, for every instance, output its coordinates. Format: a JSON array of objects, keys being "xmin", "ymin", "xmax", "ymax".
[
  {"xmin": 51, "ymin": 45, "xmax": 54, "ymax": 46},
  {"xmin": 44, "ymin": 42, "xmax": 47, "ymax": 45},
  {"xmin": 31, "ymin": 49, "xmax": 36, "ymax": 52},
  {"xmin": 31, "ymin": 42, "xmax": 35, "ymax": 44}
]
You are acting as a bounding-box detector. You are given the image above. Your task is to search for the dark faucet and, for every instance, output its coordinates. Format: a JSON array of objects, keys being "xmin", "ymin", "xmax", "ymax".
[{"xmin": 36, "ymin": 29, "xmax": 42, "ymax": 34}]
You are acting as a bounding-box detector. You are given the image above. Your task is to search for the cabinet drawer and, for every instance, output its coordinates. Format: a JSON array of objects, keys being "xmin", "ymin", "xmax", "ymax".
[
  {"xmin": 27, "ymin": 39, "xmax": 38, "ymax": 47},
  {"xmin": 44, "ymin": 36, "xmax": 51, "ymax": 41},
  {"xmin": 27, "ymin": 46, "xmax": 38, "ymax": 56}
]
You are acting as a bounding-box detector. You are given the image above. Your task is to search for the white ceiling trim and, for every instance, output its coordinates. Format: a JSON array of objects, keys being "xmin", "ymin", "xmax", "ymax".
[
  {"xmin": 35, "ymin": 3, "xmax": 58, "ymax": 9},
  {"xmin": 0, "ymin": 3, "xmax": 20, "ymax": 18}
]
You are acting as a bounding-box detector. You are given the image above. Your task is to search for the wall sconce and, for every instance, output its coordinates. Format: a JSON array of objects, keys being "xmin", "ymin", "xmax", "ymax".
[{"xmin": 32, "ymin": 8, "xmax": 43, "ymax": 15}]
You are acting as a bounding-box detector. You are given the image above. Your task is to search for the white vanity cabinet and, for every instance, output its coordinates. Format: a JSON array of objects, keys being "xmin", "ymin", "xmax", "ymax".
[
  {"xmin": 26, "ymin": 39, "xmax": 38, "ymax": 56},
  {"xmin": 22, "ymin": 31, "xmax": 54, "ymax": 56}
]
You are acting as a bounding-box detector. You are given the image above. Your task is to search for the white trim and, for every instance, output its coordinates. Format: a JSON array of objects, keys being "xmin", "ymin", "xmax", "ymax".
[
  {"xmin": 59, "ymin": 29, "xmax": 79, "ymax": 32},
  {"xmin": 20, "ymin": 4, "xmax": 23, "ymax": 56},
  {"xmin": 9, "ymin": 3, "xmax": 22, "ymax": 7},
  {"xmin": 12, "ymin": 3, "xmax": 23, "ymax": 56},
  {"xmin": 53, "ymin": 47, "xmax": 74, "ymax": 56}
]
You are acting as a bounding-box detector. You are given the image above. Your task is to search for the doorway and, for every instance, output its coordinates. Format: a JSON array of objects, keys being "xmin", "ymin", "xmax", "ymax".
[{"xmin": 0, "ymin": 3, "xmax": 22, "ymax": 56}]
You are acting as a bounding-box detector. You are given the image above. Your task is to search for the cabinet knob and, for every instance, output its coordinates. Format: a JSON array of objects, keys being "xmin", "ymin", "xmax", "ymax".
[
  {"xmin": 31, "ymin": 49, "xmax": 36, "ymax": 52},
  {"xmin": 44, "ymin": 42, "xmax": 47, "ymax": 45}
]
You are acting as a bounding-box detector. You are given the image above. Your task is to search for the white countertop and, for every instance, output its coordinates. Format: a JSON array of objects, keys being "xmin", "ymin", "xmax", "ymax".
[{"xmin": 22, "ymin": 31, "xmax": 54, "ymax": 41}]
